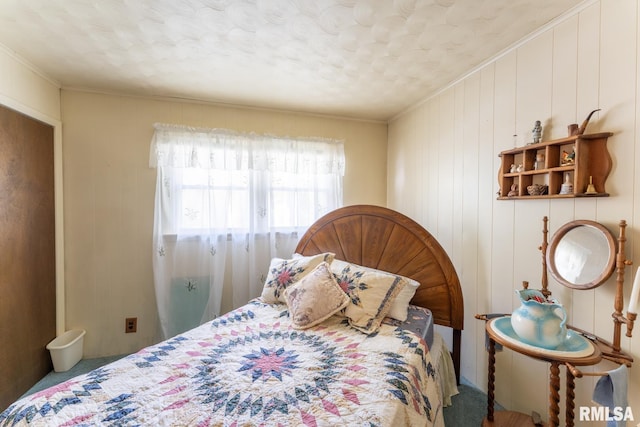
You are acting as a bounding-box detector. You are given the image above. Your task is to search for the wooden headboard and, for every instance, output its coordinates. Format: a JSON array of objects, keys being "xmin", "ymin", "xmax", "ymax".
[{"xmin": 295, "ymin": 205, "xmax": 464, "ymax": 383}]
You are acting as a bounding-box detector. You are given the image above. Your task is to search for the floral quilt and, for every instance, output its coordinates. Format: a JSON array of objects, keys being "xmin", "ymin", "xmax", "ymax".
[{"xmin": 1, "ymin": 300, "xmax": 445, "ymax": 426}]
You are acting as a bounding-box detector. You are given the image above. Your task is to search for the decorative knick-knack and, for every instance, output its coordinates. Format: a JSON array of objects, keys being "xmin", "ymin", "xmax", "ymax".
[
  {"xmin": 568, "ymin": 109, "xmax": 601, "ymax": 136},
  {"xmin": 535, "ymin": 153, "xmax": 545, "ymax": 170},
  {"xmin": 527, "ymin": 184, "xmax": 548, "ymax": 196},
  {"xmin": 532, "ymin": 120, "xmax": 542, "ymax": 143},
  {"xmin": 511, "ymin": 288, "xmax": 567, "ymax": 349},
  {"xmin": 585, "ymin": 176, "xmax": 597, "ymax": 194},
  {"xmin": 560, "ymin": 173, "xmax": 573, "ymax": 195},
  {"xmin": 561, "ymin": 147, "xmax": 575, "ymax": 165}
]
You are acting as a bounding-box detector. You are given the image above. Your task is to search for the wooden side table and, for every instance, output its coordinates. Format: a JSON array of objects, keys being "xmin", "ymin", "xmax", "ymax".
[{"xmin": 481, "ymin": 316, "xmax": 602, "ymax": 427}]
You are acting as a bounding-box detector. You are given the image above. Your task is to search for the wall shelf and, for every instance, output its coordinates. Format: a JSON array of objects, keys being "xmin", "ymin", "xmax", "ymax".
[{"xmin": 497, "ymin": 132, "xmax": 613, "ymax": 200}]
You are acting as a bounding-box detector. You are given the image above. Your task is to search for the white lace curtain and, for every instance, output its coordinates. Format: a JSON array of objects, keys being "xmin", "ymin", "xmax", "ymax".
[{"xmin": 150, "ymin": 123, "xmax": 345, "ymax": 339}]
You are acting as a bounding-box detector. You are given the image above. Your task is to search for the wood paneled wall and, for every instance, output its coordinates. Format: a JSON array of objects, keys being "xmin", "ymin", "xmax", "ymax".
[{"xmin": 388, "ymin": 0, "xmax": 639, "ymax": 423}]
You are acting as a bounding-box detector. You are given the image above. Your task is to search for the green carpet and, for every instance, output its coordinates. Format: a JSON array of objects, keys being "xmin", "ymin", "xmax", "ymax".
[
  {"xmin": 23, "ymin": 357, "xmax": 498, "ymax": 425},
  {"xmin": 21, "ymin": 355, "xmax": 127, "ymax": 398},
  {"xmin": 444, "ymin": 380, "xmax": 497, "ymax": 425}
]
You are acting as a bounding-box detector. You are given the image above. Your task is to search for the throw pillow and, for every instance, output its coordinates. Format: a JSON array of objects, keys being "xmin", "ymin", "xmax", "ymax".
[
  {"xmin": 284, "ymin": 262, "xmax": 350, "ymax": 329},
  {"xmin": 330, "ymin": 259, "xmax": 419, "ymax": 322},
  {"xmin": 261, "ymin": 252, "xmax": 334, "ymax": 303},
  {"xmin": 331, "ymin": 261, "xmax": 407, "ymax": 334}
]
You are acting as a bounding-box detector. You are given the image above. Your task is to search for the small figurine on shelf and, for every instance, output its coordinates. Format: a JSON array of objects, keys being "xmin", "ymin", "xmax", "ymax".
[
  {"xmin": 535, "ymin": 153, "xmax": 545, "ymax": 170},
  {"xmin": 510, "ymin": 164, "xmax": 516, "ymax": 173},
  {"xmin": 560, "ymin": 173, "xmax": 573, "ymax": 195},
  {"xmin": 532, "ymin": 120, "xmax": 542, "ymax": 143},
  {"xmin": 516, "ymin": 164, "xmax": 523, "ymax": 172},
  {"xmin": 561, "ymin": 147, "xmax": 575, "ymax": 165},
  {"xmin": 507, "ymin": 184, "xmax": 518, "ymax": 197}
]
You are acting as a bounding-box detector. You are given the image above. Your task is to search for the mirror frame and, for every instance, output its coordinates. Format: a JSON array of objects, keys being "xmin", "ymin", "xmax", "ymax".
[{"xmin": 546, "ymin": 219, "xmax": 616, "ymax": 290}]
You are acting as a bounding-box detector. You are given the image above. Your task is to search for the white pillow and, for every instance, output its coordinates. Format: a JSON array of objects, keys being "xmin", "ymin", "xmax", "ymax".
[{"xmin": 330, "ymin": 259, "xmax": 419, "ymax": 322}]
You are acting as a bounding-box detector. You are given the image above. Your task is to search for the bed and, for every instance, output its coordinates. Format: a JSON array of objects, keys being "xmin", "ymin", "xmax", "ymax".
[{"xmin": 1, "ymin": 205, "xmax": 464, "ymax": 426}]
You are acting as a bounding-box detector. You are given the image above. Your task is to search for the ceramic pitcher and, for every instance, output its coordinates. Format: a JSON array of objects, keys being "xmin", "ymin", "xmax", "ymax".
[{"xmin": 511, "ymin": 289, "xmax": 567, "ymax": 349}]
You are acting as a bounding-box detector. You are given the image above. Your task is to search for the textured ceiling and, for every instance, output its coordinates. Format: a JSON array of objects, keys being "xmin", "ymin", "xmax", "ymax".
[{"xmin": 0, "ymin": 0, "xmax": 585, "ymax": 121}]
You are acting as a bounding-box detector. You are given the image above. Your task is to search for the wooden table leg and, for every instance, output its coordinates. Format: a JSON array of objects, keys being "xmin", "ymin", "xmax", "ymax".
[
  {"xmin": 549, "ymin": 361, "xmax": 560, "ymax": 427},
  {"xmin": 566, "ymin": 366, "xmax": 575, "ymax": 427},
  {"xmin": 487, "ymin": 338, "xmax": 496, "ymax": 422}
]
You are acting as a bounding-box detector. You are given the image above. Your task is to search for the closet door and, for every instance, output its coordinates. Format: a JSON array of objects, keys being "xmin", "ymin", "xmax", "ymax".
[{"xmin": 0, "ymin": 104, "xmax": 56, "ymax": 410}]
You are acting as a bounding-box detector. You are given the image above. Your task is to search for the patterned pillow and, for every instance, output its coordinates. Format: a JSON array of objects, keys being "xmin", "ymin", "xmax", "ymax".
[
  {"xmin": 330, "ymin": 259, "xmax": 419, "ymax": 322},
  {"xmin": 284, "ymin": 262, "xmax": 350, "ymax": 329},
  {"xmin": 261, "ymin": 253, "xmax": 335, "ymax": 303},
  {"xmin": 331, "ymin": 261, "xmax": 407, "ymax": 334}
]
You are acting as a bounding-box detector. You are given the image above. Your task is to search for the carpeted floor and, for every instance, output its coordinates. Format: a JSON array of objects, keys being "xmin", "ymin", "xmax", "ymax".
[
  {"xmin": 22, "ymin": 355, "xmax": 127, "ymax": 398},
  {"xmin": 23, "ymin": 356, "xmax": 500, "ymax": 425},
  {"xmin": 444, "ymin": 379, "xmax": 497, "ymax": 425}
]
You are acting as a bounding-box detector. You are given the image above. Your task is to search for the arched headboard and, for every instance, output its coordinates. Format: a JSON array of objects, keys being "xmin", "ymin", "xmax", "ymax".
[{"xmin": 295, "ymin": 205, "xmax": 464, "ymax": 383}]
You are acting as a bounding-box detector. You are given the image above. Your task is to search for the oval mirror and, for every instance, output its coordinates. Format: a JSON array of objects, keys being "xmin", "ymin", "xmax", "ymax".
[{"xmin": 546, "ymin": 220, "xmax": 616, "ymax": 289}]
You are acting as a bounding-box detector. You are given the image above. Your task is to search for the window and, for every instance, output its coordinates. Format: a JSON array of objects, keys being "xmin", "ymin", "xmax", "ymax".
[
  {"xmin": 172, "ymin": 166, "xmax": 339, "ymax": 233},
  {"xmin": 149, "ymin": 123, "xmax": 345, "ymax": 338}
]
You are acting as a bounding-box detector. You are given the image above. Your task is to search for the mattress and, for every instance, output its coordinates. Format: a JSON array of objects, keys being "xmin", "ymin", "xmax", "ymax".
[{"xmin": 386, "ymin": 305, "xmax": 434, "ymax": 349}]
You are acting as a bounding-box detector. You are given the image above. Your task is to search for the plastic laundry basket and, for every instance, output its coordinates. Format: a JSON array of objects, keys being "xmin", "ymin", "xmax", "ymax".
[{"xmin": 46, "ymin": 329, "xmax": 86, "ymax": 372}]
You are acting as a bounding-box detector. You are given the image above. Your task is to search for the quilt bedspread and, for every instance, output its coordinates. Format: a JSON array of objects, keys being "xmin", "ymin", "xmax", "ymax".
[{"xmin": 1, "ymin": 300, "xmax": 444, "ymax": 426}]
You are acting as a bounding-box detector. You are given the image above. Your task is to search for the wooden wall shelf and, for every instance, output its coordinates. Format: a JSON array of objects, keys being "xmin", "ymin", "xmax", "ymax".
[{"xmin": 497, "ymin": 132, "xmax": 613, "ymax": 199}]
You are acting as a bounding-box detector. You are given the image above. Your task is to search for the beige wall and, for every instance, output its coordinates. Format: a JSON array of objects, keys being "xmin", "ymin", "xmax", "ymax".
[
  {"xmin": 61, "ymin": 90, "xmax": 388, "ymax": 357},
  {"xmin": 388, "ymin": 0, "xmax": 639, "ymax": 423},
  {"xmin": 0, "ymin": 46, "xmax": 61, "ymax": 121}
]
